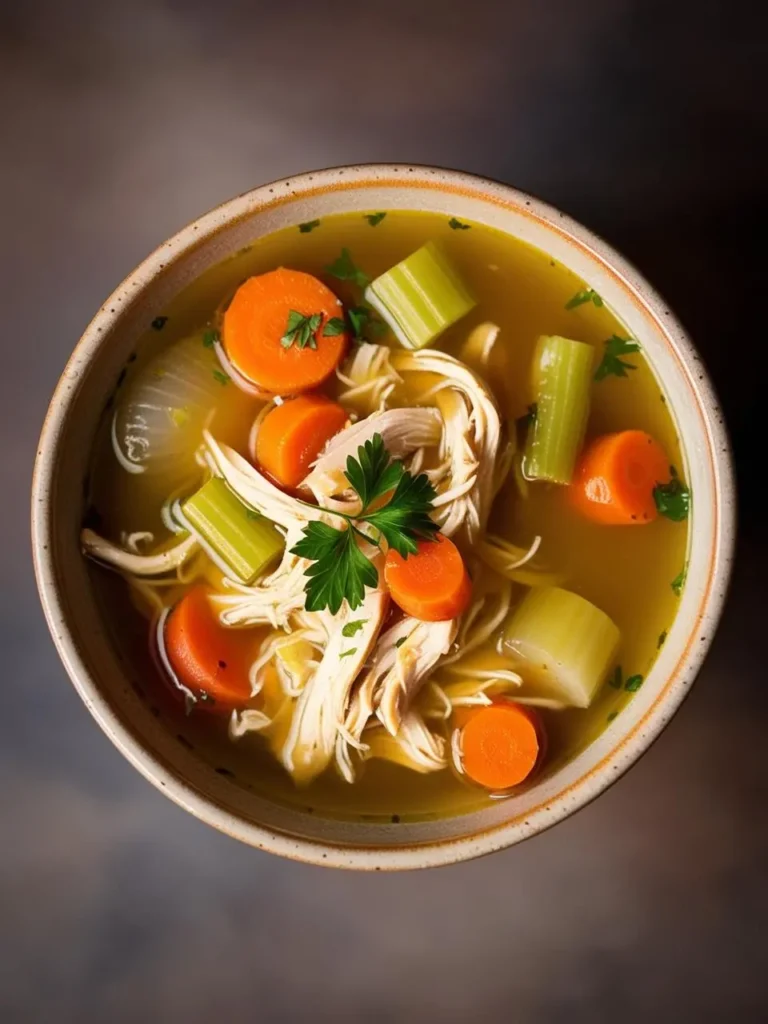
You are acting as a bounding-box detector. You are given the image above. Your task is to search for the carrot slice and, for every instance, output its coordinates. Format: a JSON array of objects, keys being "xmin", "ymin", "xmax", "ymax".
[
  {"xmin": 460, "ymin": 701, "xmax": 540, "ymax": 789},
  {"xmin": 255, "ymin": 394, "xmax": 348, "ymax": 490},
  {"xmin": 223, "ymin": 269, "xmax": 348, "ymax": 395},
  {"xmin": 570, "ymin": 430, "xmax": 671, "ymax": 525},
  {"xmin": 384, "ymin": 534, "xmax": 472, "ymax": 621},
  {"xmin": 164, "ymin": 585, "xmax": 255, "ymax": 709}
]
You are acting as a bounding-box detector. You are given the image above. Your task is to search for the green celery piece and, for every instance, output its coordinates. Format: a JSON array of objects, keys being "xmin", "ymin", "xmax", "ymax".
[
  {"xmin": 503, "ymin": 586, "xmax": 620, "ymax": 708},
  {"xmin": 364, "ymin": 241, "xmax": 475, "ymax": 350},
  {"xmin": 181, "ymin": 477, "xmax": 283, "ymax": 584},
  {"xmin": 523, "ymin": 334, "xmax": 594, "ymax": 484}
]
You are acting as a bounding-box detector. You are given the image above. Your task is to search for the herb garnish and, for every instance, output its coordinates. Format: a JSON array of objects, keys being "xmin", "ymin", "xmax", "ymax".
[
  {"xmin": 325, "ymin": 248, "xmax": 370, "ymax": 288},
  {"xmin": 299, "ymin": 220, "xmax": 321, "ymax": 233},
  {"xmin": 657, "ymin": 630, "xmax": 668, "ymax": 648},
  {"xmin": 151, "ymin": 316, "xmax": 168, "ymax": 331},
  {"xmin": 653, "ymin": 466, "xmax": 690, "ymax": 521},
  {"xmin": 291, "ymin": 434, "xmax": 438, "ymax": 613},
  {"xmin": 594, "ymin": 335, "xmax": 640, "ymax": 381},
  {"xmin": 607, "ymin": 710, "xmax": 618, "ymax": 722},
  {"xmin": 671, "ymin": 565, "xmax": 687, "ymax": 596},
  {"xmin": 394, "ymin": 635, "xmax": 408, "ymax": 649},
  {"xmin": 212, "ymin": 369, "xmax": 230, "ymax": 385},
  {"xmin": 339, "ymin": 648, "xmax": 357, "ymax": 659},
  {"xmin": 347, "ymin": 304, "xmax": 386, "ymax": 342},
  {"xmin": 608, "ymin": 665, "xmax": 643, "ymax": 692},
  {"xmin": 342, "ymin": 620, "xmax": 367, "ymax": 638},
  {"xmin": 322, "ymin": 317, "xmax": 347, "ymax": 337},
  {"xmin": 448, "ymin": 217, "xmax": 470, "ymax": 231},
  {"xmin": 202, "ymin": 329, "xmax": 219, "ymax": 348},
  {"xmin": 365, "ymin": 212, "xmax": 387, "ymax": 227},
  {"xmin": 281, "ymin": 310, "xmax": 323, "ymax": 350},
  {"xmin": 565, "ymin": 288, "xmax": 603, "ymax": 310}
]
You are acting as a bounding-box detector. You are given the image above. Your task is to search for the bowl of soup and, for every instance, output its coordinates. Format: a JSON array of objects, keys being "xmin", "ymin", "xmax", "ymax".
[{"xmin": 32, "ymin": 165, "xmax": 734, "ymax": 869}]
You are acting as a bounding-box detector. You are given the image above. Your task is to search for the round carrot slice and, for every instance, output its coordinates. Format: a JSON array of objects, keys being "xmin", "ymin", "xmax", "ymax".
[
  {"xmin": 570, "ymin": 429, "xmax": 671, "ymax": 525},
  {"xmin": 460, "ymin": 701, "xmax": 540, "ymax": 789},
  {"xmin": 255, "ymin": 394, "xmax": 348, "ymax": 490},
  {"xmin": 223, "ymin": 268, "xmax": 348, "ymax": 395},
  {"xmin": 384, "ymin": 534, "xmax": 472, "ymax": 621},
  {"xmin": 164, "ymin": 585, "xmax": 255, "ymax": 710}
]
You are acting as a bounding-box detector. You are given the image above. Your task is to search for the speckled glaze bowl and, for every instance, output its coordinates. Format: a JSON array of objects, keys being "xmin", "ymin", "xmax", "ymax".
[{"xmin": 31, "ymin": 165, "xmax": 735, "ymax": 869}]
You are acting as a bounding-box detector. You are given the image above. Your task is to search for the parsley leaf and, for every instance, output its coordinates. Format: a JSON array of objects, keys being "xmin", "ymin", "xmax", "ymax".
[
  {"xmin": 291, "ymin": 522, "xmax": 378, "ymax": 614},
  {"xmin": 448, "ymin": 217, "xmax": 470, "ymax": 230},
  {"xmin": 347, "ymin": 304, "xmax": 386, "ymax": 342},
  {"xmin": 594, "ymin": 335, "xmax": 640, "ymax": 381},
  {"xmin": 671, "ymin": 565, "xmax": 687, "ymax": 596},
  {"xmin": 344, "ymin": 434, "xmax": 404, "ymax": 510},
  {"xmin": 607, "ymin": 710, "xmax": 619, "ymax": 722},
  {"xmin": 653, "ymin": 471, "xmax": 691, "ymax": 521},
  {"xmin": 657, "ymin": 630, "xmax": 668, "ymax": 648},
  {"xmin": 565, "ymin": 288, "xmax": 603, "ymax": 310},
  {"xmin": 339, "ymin": 648, "xmax": 358, "ymax": 659},
  {"xmin": 212, "ymin": 369, "xmax": 230, "ymax": 385},
  {"xmin": 290, "ymin": 433, "xmax": 438, "ymax": 612},
  {"xmin": 365, "ymin": 212, "xmax": 387, "ymax": 226},
  {"xmin": 362, "ymin": 470, "xmax": 438, "ymax": 556},
  {"xmin": 281, "ymin": 310, "xmax": 323, "ymax": 350},
  {"xmin": 323, "ymin": 317, "xmax": 347, "ymax": 337},
  {"xmin": 202, "ymin": 329, "xmax": 219, "ymax": 348},
  {"xmin": 608, "ymin": 665, "xmax": 623, "ymax": 689},
  {"xmin": 625, "ymin": 674, "xmax": 644, "ymax": 692},
  {"xmin": 342, "ymin": 619, "xmax": 367, "ymax": 637},
  {"xmin": 299, "ymin": 219, "xmax": 320, "ymax": 233},
  {"xmin": 394, "ymin": 635, "xmax": 408, "ymax": 649},
  {"xmin": 325, "ymin": 248, "xmax": 370, "ymax": 288}
]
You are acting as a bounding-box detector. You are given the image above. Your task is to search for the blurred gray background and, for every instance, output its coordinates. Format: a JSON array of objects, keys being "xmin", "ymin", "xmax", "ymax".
[{"xmin": 2, "ymin": 1, "xmax": 766, "ymax": 1021}]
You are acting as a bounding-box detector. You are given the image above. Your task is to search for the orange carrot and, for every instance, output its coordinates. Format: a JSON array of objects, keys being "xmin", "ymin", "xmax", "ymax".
[
  {"xmin": 570, "ymin": 430, "xmax": 671, "ymax": 525},
  {"xmin": 164, "ymin": 585, "xmax": 255, "ymax": 709},
  {"xmin": 384, "ymin": 534, "xmax": 472, "ymax": 621},
  {"xmin": 255, "ymin": 394, "xmax": 348, "ymax": 490},
  {"xmin": 223, "ymin": 268, "xmax": 348, "ymax": 395},
  {"xmin": 459, "ymin": 701, "xmax": 541, "ymax": 789}
]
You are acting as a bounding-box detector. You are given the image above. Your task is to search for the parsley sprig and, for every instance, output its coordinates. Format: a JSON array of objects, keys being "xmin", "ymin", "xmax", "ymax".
[
  {"xmin": 281, "ymin": 310, "xmax": 346, "ymax": 350},
  {"xmin": 594, "ymin": 335, "xmax": 640, "ymax": 381},
  {"xmin": 653, "ymin": 465, "xmax": 691, "ymax": 521},
  {"xmin": 565, "ymin": 288, "xmax": 603, "ymax": 310},
  {"xmin": 291, "ymin": 434, "xmax": 439, "ymax": 613},
  {"xmin": 325, "ymin": 248, "xmax": 370, "ymax": 288},
  {"xmin": 281, "ymin": 311, "xmax": 322, "ymax": 350}
]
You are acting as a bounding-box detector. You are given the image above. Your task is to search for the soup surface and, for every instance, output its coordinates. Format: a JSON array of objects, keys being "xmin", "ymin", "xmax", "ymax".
[{"xmin": 84, "ymin": 211, "xmax": 689, "ymax": 822}]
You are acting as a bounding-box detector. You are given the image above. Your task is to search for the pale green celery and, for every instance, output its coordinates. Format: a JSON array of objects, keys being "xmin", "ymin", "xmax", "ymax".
[
  {"xmin": 180, "ymin": 477, "xmax": 283, "ymax": 584},
  {"xmin": 364, "ymin": 241, "xmax": 475, "ymax": 350},
  {"xmin": 523, "ymin": 335, "xmax": 594, "ymax": 484},
  {"xmin": 503, "ymin": 586, "xmax": 620, "ymax": 708}
]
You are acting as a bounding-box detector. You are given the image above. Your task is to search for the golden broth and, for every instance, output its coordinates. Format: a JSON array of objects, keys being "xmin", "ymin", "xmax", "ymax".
[{"xmin": 87, "ymin": 210, "xmax": 688, "ymax": 822}]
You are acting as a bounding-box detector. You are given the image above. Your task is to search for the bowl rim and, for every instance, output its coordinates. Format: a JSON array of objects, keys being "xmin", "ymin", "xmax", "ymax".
[{"xmin": 31, "ymin": 162, "xmax": 736, "ymax": 870}]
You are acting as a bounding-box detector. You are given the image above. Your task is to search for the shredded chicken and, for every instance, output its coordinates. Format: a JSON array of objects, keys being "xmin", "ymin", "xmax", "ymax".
[
  {"xmin": 281, "ymin": 588, "xmax": 389, "ymax": 784},
  {"xmin": 363, "ymin": 711, "xmax": 447, "ymax": 774},
  {"xmin": 301, "ymin": 407, "xmax": 443, "ymax": 509},
  {"xmin": 375, "ymin": 618, "xmax": 458, "ymax": 734},
  {"xmin": 81, "ymin": 529, "xmax": 198, "ymax": 576},
  {"xmin": 336, "ymin": 343, "xmax": 402, "ymax": 414},
  {"xmin": 204, "ymin": 431, "xmax": 321, "ymax": 531},
  {"xmin": 459, "ymin": 322, "xmax": 500, "ymax": 375},
  {"xmin": 390, "ymin": 349, "xmax": 501, "ymax": 543}
]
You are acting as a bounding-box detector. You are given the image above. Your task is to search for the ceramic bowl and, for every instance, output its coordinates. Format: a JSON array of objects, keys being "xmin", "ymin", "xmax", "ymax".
[{"xmin": 31, "ymin": 164, "xmax": 735, "ymax": 869}]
